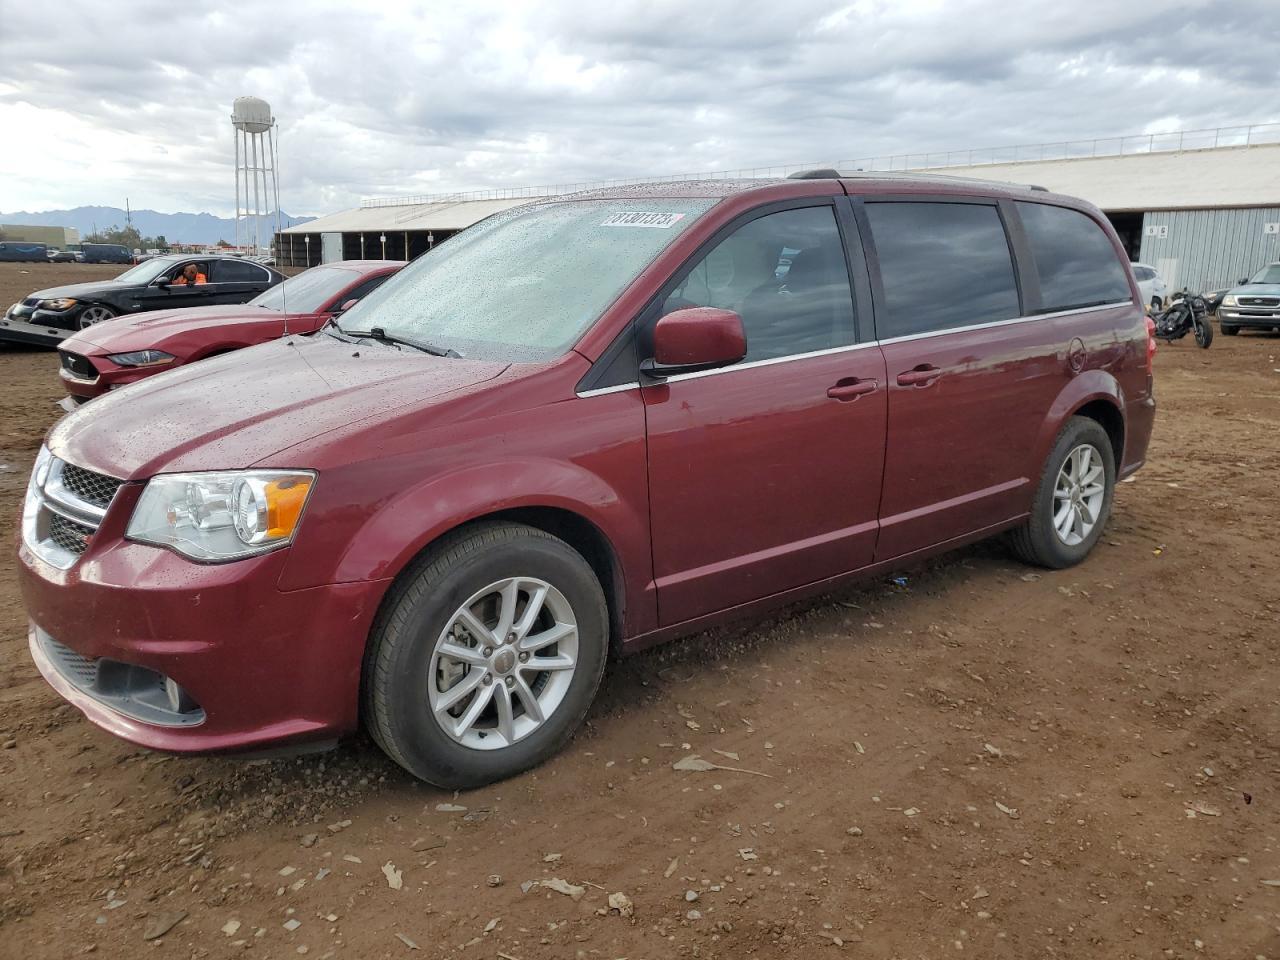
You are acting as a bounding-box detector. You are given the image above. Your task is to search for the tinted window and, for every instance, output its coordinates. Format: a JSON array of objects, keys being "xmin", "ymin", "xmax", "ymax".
[
  {"xmin": 663, "ymin": 205, "xmax": 855, "ymax": 362},
  {"xmin": 1017, "ymin": 202, "xmax": 1132, "ymax": 312},
  {"xmin": 865, "ymin": 202, "xmax": 1020, "ymax": 338},
  {"xmin": 213, "ymin": 259, "xmax": 269, "ymax": 283},
  {"xmin": 339, "ymin": 273, "xmax": 392, "ymax": 306}
]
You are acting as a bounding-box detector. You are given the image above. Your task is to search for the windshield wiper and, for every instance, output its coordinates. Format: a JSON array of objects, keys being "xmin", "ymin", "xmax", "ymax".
[{"xmin": 339, "ymin": 325, "xmax": 461, "ymax": 358}]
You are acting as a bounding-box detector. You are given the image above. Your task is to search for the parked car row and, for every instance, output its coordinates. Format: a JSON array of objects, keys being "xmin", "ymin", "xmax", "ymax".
[
  {"xmin": 16, "ymin": 172, "xmax": 1159, "ymax": 789},
  {"xmin": 57, "ymin": 260, "xmax": 402, "ymax": 405}
]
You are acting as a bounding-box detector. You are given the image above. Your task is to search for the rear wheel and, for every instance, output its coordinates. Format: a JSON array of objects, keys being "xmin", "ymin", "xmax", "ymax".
[
  {"xmin": 1008, "ymin": 417, "xmax": 1116, "ymax": 569},
  {"xmin": 363, "ymin": 522, "xmax": 609, "ymax": 789},
  {"xmin": 77, "ymin": 305, "xmax": 116, "ymax": 329}
]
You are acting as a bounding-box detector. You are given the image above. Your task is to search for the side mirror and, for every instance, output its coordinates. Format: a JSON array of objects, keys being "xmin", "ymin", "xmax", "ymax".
[
  {"xmin": 154, "ymin": 277, "xmax": 170, "ymax": 288},
  {"xmin": 641, "ymin": 307, "xmax": 747, "ymax": 379}
]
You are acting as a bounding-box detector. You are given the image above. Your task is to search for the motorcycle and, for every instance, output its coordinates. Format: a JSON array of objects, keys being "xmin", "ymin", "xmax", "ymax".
[{"xmin": 1150, "ymin": 290, "xmax": 1213, "ymax": 348}]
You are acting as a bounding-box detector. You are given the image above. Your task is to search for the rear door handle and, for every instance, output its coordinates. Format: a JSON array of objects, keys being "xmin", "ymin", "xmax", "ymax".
[
  {"xmin": 895, "ymin": 364, "xmax": 943, "ymax": 387},
  {"xmin": 827, "ymin": 378, "xmax": 879, "ymax": 401}
]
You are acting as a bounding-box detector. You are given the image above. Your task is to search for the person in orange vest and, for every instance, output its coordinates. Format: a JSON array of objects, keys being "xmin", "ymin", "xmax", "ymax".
[{"xmin": 172, "ymin": 263, "xmax": 207, "ymax": 285}]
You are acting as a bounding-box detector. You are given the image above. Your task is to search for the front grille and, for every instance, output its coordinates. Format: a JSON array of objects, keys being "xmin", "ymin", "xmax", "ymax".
[
  {"xmin": 1240, "ymin": 296, "xmax": 1279, "ymax": 307},
  {"xmin": 48, "ymin": 512, "xmax": 94, "ymax": 556},
  {"xmin": 60, "ymin": 463, "xmax": 123, "ymax": 509},
  {"xmin": 59, "ymin": 351, "xmax": 96, "ymax": 380}
]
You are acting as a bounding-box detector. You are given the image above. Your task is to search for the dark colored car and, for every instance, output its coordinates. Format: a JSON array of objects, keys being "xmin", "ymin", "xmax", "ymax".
[
  {"xmin": 57, "ymin": 260, "xmax": 403, "ymax": 405},
  {"xmin": 0, "ymin": 241, "xmax": 49, "ymax": 262},
  {"xmin": 1, "ymin": 254, "xmax": 284, "ymax": 347},
  {"xmin": 80, "ymin": 243, "xmax": 133, "ymax": 264},
  {"xmin": 1218, "ymin": 262, "xmax": 1280, "ymax": 335},
  {"xmin": 47, "ymin": 247, "xmax": 77, "ymax": 263},
  {"xmin": 19, "ymin": 173, "xmax": 1155, "ymax": 789}
]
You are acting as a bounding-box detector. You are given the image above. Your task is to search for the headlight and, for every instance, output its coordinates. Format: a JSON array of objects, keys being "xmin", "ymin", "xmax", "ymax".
[
  {"xmin": 107, "ymin": 349, "xmax": 175, "ymax": 367},
  {"xmin": 38, "ymin": 298, "xmax": 77, "ymax": 311},
  {"xmin": 126, "ymin": 470, "xmax": 316, "ymax": 562},
  {"xmin": 1222, "ymin": 295, "xmax": 1237, "ymax": 307}
]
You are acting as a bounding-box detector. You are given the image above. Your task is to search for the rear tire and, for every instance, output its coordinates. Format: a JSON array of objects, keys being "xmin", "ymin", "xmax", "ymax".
[
  {"xmin": 1150, "ymin": 296, "xmax": 1163, "ymax": 311},
  {"xmin": 363, "ymin": 522, "xmax": 609, "ymax": 789},
  {"xmin": 1008, "ymin": 417, "xmax": 1116, "ymax": 569}
]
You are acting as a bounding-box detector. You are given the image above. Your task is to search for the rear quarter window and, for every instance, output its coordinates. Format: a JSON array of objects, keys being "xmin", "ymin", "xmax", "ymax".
[{"xmin": 1016, "ymin": 202, "xmax": 1133, "ymax": 312}]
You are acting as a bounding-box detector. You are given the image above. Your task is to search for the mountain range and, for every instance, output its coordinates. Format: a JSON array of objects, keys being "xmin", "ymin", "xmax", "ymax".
[{"xmin": 0, "ymin": 206, "xmax": 315, "ymax": 246}]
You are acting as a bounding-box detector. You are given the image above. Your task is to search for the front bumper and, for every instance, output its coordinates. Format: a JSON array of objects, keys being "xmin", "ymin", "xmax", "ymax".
[
  {"xmin": 1219, "ymin": 308, "xmax": 1280, "ymax": 330},
  {"xmin": 19, "ymin": 524, "xmax": 390, "ymax": 754},
  {"xmin": 0, "ymin": 311, "xmax": 74, "ymax": 347}
]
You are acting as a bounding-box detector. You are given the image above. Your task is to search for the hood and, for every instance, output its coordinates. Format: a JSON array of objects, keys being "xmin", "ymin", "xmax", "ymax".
[
  {"xmin": 1229, "ymin": 282, "xmax": 1280, "ymax": 296},
  {"xmin": 49, "ymin": 333, "xmax": 509, "ymax": 479},
  {"xmin": 25, "ymin": 279, "xmax": 131, "ymax": 301},
  {"xmin": 63, "ymin": 304, "xmax": 292, "ymax": 355}
]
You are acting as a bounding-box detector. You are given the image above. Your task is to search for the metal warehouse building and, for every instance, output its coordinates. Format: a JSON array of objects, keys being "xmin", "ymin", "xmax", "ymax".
[
  {"xmin": 275, "ymin": 196, "xmax": 532, "ymax": 266},
  {"xmin": 281, "ymin": 123, "xmax": 1280, "ymax": 293}
]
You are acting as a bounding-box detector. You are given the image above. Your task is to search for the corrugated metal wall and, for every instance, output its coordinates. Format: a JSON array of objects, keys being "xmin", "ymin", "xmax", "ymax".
[{"xmin": 1138, "ymin": 208, "xmax": 1280, "ymax": 292}]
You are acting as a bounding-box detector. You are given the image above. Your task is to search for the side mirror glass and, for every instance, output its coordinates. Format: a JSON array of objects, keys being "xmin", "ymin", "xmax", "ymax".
[{"xmin": 642, "ymin": 307, "xmax": 747, "ymax": 379}]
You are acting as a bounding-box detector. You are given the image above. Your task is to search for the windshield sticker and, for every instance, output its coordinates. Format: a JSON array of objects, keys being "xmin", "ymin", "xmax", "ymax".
[{"xmin": 600, "ymin": 212, "xmax": 686, "ymax": 229}]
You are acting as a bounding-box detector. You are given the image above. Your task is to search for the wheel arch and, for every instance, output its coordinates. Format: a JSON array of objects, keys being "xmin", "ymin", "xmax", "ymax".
[{"xmin": 1035, "ymin": 372, "xmax": 1126, "ymax": 482}]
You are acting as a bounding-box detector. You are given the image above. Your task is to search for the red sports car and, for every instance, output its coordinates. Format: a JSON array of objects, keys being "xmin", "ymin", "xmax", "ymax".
[{"xmin": 57, "ymin": 260, "xmax": 403, "ymax": 407}]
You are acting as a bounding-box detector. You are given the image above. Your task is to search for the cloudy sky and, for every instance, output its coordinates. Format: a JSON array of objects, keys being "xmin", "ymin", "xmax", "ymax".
[{"xmin": 0, "ymin": 0, "xmax": 1276, "ymax": 217}]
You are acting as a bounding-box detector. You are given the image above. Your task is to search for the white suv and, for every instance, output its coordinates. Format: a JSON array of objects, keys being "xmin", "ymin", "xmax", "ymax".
[{"xmin": 1132, "ymin": 263, "xmax": 1168, "ymax": 309}]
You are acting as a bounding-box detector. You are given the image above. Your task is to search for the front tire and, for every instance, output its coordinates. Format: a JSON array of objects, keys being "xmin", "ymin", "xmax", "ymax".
[
  {"xmin": 363, "ymin": 522, "xmax": 609, "ymax": 789},
  {"xmin": 1193, "ymin": 315, "xmax": 1213, "ymax": 348},
  {"xmin": 1008, "ymin": 416, "xmax": 1116, "ymax": 569},
  {"xmin": 1220, "ymin": 323, "xmax": 1239, "ymax": 336}
]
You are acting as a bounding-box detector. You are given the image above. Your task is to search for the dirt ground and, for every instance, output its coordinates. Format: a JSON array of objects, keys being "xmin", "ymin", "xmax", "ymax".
[{"xmin": 1, "ymin": 260, "xmax": 1279, "ymax": 960}]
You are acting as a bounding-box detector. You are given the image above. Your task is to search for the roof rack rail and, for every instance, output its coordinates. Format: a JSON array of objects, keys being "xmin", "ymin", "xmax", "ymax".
[{"xmin": 836, "ymin": 169, "xmax": 1049, "ymax": 192}]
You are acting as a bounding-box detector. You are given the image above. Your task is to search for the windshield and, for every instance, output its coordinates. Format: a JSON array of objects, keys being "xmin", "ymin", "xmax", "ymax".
[
  {"xmin": 114, "ymin": 258, "xmax": 179, "ymax": 284},
  {"xmin": 1248, "ymin": 264, "xmax": 1280, "ymax": 284},
  {"xmin": 252, "ymin": 265, "xmax": 361, "ymax": 313},
  {"xmin": 336, "ymin": 198, "xmax": 715, "ymax": 361}
]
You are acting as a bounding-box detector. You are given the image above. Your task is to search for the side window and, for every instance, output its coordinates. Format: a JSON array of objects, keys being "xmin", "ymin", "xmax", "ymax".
[
  {"xmin": 213, "ymin": 259, "xmax": 269, "ymax": 283},
  {"xmin": 1133, "ymin": 265, "xmax": 1153, "ymax": 282},
  {"xmin": 336, "ymin": 274, "xmax": 391, "ymax": 308},
  {"xmin": 865, "ymin": 201, "xmax": 1020, "ymax": 339},
  {"xmin": 1016, "ymin": 202, "xmax": 1132, "ymax": 312},
  {"xmin": 662, "ymin": 205, "xmax": 855, "ymax": 362}
]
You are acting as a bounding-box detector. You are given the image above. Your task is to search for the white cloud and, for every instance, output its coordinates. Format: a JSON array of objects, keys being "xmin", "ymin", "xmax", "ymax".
[{"xmin": 0, "ymin": 0, "xmax": 1275, "ymax": 216}]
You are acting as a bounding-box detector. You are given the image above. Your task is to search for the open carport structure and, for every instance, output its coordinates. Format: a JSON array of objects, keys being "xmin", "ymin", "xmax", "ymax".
[{"xmin": 275, "ymin": 196, "xmax": 531, "ymax": 267}]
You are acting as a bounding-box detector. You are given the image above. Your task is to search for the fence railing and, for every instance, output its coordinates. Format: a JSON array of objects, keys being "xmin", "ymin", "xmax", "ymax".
[{"xmin": 359, "ymin": 122, "xmax": 1280, "ymax": 209}]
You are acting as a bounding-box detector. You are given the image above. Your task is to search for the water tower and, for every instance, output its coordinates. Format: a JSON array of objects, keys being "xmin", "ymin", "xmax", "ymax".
[{"xmin": 231, "ymin": 96, "xmax": 280, "ymax": 255}]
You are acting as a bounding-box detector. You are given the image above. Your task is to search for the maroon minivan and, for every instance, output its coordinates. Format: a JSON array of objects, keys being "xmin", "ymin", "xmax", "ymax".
[{"xmin": 19, "ymin": 173, "xmax": 1155, "ymax": 788}]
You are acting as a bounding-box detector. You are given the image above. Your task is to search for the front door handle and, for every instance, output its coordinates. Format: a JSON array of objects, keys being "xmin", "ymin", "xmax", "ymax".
[
  {"xmin": 827, "ymin": 378, "xmax": 879, "ymax": 401},
  {"xmin": 895, "ymin": 364, "xmax": 943, "ymax": 387}
]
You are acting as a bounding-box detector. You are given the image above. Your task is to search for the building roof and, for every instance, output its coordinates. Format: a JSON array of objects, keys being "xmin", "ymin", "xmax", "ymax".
[
  {"xmin": 280, "ymin": 197, "xmax": 531, "ymax": 235},
  {"xmin": 901, "ymin": 143, "xmax": 1280, "ymax": 212}
]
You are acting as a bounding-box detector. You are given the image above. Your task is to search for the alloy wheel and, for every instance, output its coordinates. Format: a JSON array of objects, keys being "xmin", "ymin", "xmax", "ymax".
[
  {"xmin": 1052, "ymin": 443, "xmax": 1106, "ymax": 546},
  {"xmin": 428, "ymin": 577, "xmax": 578, "ymax": 750},
  {"xmin": 78, "ymin": 306, "xmax": 115, "ymax": 328}
]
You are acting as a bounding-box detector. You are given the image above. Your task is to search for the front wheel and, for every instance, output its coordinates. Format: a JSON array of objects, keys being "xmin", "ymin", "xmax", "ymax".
[
  {"xmin": 1220, "ymin": 323, "xmax": 1239, "ymax": 336},
  {"xmin": 1193, "ymin": 316, "xmax": 1214, "ymax": 348},
  {"xmin": 1008, "ymin": 417, "xmax": 1116, "ymax": 569},
  {"xmin": 363, "ymin": 522, "xmax": 609, "ymax": 789},
  {"xmin": 77, "ymin": 305, "xmax": 116, "ymax": 328}
]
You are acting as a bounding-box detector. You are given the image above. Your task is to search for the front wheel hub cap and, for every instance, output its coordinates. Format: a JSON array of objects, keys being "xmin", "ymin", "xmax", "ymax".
[{"xmin": 427, "ymin": 577, "xmax": 580, "ymax": 751}]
